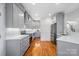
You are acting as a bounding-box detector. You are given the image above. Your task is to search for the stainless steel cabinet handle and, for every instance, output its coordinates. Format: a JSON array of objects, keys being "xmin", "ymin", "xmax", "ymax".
[{"xmin": 0, "ymin": 35, "xmax": 1, "ymax": 38}]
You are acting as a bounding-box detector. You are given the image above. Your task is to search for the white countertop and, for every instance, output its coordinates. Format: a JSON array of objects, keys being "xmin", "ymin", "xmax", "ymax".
[
  {"xmin": 57, "ymin": 32, "xmax": 79, "ymax": 44},
  {"xmin": 25, "ymin": 30, "xmax": 36, "ymax": 34},
  {"xmin": 6, "ymin": 35, "xmax": 29, "ymax": 40}
]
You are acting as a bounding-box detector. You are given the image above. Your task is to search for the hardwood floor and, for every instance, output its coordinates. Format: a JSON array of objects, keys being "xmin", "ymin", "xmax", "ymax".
[{"xmin": 24, "ymin": 38, "xmax": 57, "ymax": 56}]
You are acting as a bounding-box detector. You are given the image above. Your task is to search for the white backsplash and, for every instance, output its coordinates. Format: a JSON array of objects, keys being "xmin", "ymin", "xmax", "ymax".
[{"xmin": 6, "ymin": 28, "xmax": 20, "ymax": 36}]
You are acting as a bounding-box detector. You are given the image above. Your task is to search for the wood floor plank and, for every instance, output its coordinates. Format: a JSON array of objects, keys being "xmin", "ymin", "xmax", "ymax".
[{"xmin": 24, "ymin": 38, "xmax": 57, "ymax": 56}]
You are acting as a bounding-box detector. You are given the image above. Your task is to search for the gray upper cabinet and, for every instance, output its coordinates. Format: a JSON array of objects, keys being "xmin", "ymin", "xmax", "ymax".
[
  {"xmin": 56, "ymin": 12, "xmax": 64, "ymax": 35},
  {"xmin": 13, "ymin": 4, "xmax": 24, "ymax": 28},
  {"xmin": 6, "ymin": 4, "xmax": 13, "ymax": 27},
  {"xmin": 6, "ymin": 3, "xmax": 24, "ymax": 28}
]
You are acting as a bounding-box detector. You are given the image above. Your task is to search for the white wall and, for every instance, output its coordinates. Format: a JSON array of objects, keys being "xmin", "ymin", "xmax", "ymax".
[
  {"xmin": 64, "ymin": 8, "xmax": 79, "ymax": 33},
  {"xmin": 40, "ymin": 18, "xmax": 52, "ymax": 41},
  {"xmin": 0, "ymin": 4, "xmax": 6, "ymax": 56}
]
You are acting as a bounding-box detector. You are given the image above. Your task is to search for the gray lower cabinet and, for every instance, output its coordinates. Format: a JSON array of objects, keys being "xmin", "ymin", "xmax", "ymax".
[
  {"xmin": 6, "ymin": 36, "xmax": 29, "ymax": 56},
  {"xmin": 57, "ymin": 40, "xmax": 79, "ymax": 56}
]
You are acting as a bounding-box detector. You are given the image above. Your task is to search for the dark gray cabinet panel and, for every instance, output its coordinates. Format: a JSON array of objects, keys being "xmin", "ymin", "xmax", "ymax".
[{"xmin": 51, "ymin": 23, "xmax": 57, "ymax": 44}]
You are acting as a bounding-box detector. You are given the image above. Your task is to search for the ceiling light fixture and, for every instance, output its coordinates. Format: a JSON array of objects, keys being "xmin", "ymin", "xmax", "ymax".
[
  {"xmin": 56, "ymin": 3, "xmax": 60, "ymax": 5},
  {"xmin": 32, "ymin": 3, "xmax": 36, "ymax": 5},
  {"xmin": 48, "ymin": 13, "xmax": 51, "ymax": 16},
  {"xmin": 35, "ymin": 13, "xmax": 39, "ymax": 17}
]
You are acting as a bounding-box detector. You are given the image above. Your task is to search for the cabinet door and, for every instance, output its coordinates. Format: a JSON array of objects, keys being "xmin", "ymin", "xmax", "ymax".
[
  {"xmin": 6, "ymin": 3, "xmax": 13, "ymax": 27},
  {"xmin": 13, "ymin": 4, "xmax": 24, "ymax": 28},
  {"xmin": 6, "ymin": 4, "xmax": 24, "ymax": 28},
  {"xmin": 57, "ymin": 41, "xmax": 79, "ymax": 56},
  {"xmin": 20, "ymin": 37, "xmax": 30, "ymax": 55},
  {"xmin": 18, "ymin": 7, "xmax": 24, "ymax": 28},
  {"xmin": 13, "ymin": 4, "xmax": 19, "ymax": 28},
  {"xmin": 6, "ymin": 40, "xmax": 21, "ymax": 56}
]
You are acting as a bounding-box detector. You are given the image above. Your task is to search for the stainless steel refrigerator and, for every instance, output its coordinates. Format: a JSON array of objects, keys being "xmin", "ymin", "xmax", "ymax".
[{"xmin": 51, "ymin": 23, "xmax": 57, "ymax": 45}]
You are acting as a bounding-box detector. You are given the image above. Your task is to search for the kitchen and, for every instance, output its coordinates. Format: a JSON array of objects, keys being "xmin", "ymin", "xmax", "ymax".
[
  {"xmin": 1, "ymin": 3, "xmax": 79, "ymax": 56},
  {"xmin": 0, "ymin": 3, "xmax": 41, "ymax": 56}
]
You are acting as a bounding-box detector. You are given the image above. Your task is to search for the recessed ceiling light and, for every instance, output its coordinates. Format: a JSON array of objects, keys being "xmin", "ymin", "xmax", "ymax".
[
  {"xmin": 35, "ymin": 13, "xmax": 39, "ymax": 17},
  {"xmin": 56, "ymin": 3, "xmax": 60, "ymax": 5},
  {"xmin": 48, "ymin": 13, "xmax": 51, "ymax": 16},
  {"xmin": 32, "ymin": 3, "xmax": 36, "ymax": 5}
]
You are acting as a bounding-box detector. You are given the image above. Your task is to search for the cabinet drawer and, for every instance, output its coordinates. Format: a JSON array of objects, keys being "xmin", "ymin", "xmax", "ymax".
[
  {"xmin": 20, "ymin": 42, "xmax": 29, "ymax": 55},
  {"xmin": 20, "ymin": 37, "xmax": 30, "ymax": 55},
  {"xmin": 21, "ymin": 37, "xmax": 29, "ymax": 43},
  {"xmin": 21, "ymin": 39, "xmax": 29, "ymax": 47}
]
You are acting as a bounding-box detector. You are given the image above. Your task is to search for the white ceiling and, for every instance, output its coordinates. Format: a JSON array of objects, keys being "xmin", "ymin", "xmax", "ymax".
[{"xmin": 22, "ymin": 3, "xmax": 79, "ymax": 20}]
